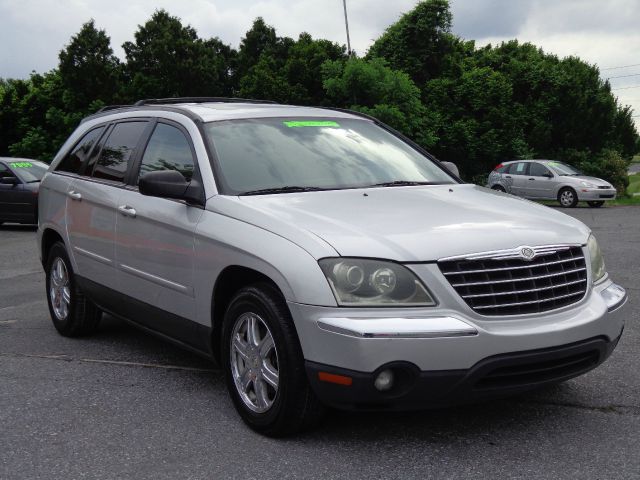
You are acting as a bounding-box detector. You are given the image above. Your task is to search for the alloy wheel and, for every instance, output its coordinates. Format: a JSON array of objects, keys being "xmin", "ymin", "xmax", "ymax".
[
  {"xmin": 230, "ymin": 312, "xmax": 280, "ymax": 413},
  {"xmin": 49, "ymin": 257, "xmax": 71, "ymax": 321},
  {"xmin": 560, "ymin": 190, "xmax": 575, "ymax": 207}
]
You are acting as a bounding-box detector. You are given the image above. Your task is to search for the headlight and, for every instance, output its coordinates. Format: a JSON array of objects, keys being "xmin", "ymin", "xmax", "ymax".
[
  {"xmin": 587, "ymin": 234, "xmax": 606, "ymax": 282},
  {"xmin": 580, "ymin": 181, "xmax": 596, "ymax": 188},
  {"xmin": 319, "ymin": 258, "xmax": 436, "ymax": 306}
]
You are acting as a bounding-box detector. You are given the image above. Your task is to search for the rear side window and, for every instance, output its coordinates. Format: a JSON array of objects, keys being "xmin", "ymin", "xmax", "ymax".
[
  {"xmin": 138, "ymin": 123, "xmax": 195, "ymax": 183},
  {"xmin": 508, "ymin": 162, "xmax": 529, "ymax": 175},
  {"xmin": 56, "ymin": 127, "xmax": 104, "ymax": 175},
  {"xmin": 93, "ymin": 122, "xmax": 147, "ymax": 183}
]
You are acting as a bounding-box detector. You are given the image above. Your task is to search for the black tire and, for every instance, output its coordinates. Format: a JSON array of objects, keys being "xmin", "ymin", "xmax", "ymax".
[
  {"xmin": 221, "ymin": 283, "xmax": 324, "ymax": 437},
  {"xmin": 491, "ymin": 185, "xmax": 506, "ymax": 192},
  {"xmin": 45, "ymin": 242, "xmax": 101, "ymax": 337},
  {"xmin": 557, "ymin": 187, "xmax": 578, "ymax": 208},
  {"xmin": 587, "ymin": 201, "xmax": 605, "ymax": 208}
]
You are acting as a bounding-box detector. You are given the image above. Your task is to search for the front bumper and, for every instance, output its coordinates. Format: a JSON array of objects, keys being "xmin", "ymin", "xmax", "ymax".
[
  {"xmin": 577, "ymin": 188, "xmax": 617, "ymax": 201},
  {"xmin": 306, "ymin": 334, "xmax": 621, "ymax": 410},
  {"xmin": 288, "ymin": 281, "xmax": 626, "ymax": 407}
]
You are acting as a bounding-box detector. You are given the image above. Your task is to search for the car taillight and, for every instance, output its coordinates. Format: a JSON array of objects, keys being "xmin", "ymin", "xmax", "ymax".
[{"xmin": 494, "ymin": 163, "xmax": 503, "ymax": 171}]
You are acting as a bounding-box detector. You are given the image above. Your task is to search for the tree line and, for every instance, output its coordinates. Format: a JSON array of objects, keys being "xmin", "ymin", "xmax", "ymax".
[{"xmin": 0, "ymin": 0, "xmax": 637, "ymax": 191}]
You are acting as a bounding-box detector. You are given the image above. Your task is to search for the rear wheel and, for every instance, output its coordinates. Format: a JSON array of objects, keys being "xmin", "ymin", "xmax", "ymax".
[
  {"xmin": 222, "ymin": 283, "xmax": 323, "ymax": 436},
  {"xmin": 587, "ymin": 201, "xmax": 605, "ymax": 208},
  {"xmin": 45, "ymin": 242, "xmax": 101, "ymax": 336},
  {"xmin": 492, "ymin": 185, "xmax": 506, "ymax": 192},
  {"xmin": 558, "ymin": 187, "xmax": 578, "ymax": 208}
]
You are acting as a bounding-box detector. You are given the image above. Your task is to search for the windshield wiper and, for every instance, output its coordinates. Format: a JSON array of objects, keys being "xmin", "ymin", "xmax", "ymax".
[
  {"xmin": 239, "ymin": 186, "xmax": 328, "ymax": 196},
  {"xmin": 369, "ymin": 180, "xmax": 438, "ymax": 187}
]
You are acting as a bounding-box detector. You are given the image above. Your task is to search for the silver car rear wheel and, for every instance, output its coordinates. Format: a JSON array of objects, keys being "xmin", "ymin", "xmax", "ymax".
[
  {"xmin": 49, "ymin": 257, "xmax": 71, "ymax": 321},
  {"xmin": 230, "ymin": 312, "xmax": 280, "ymax": 413}
]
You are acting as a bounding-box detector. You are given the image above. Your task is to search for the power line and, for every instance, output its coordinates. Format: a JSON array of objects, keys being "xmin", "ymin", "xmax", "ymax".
[
  {"xmin": 601, "ymin": 63, "xmax": 640, "ymax": 71},
  {"xmin": 607, "ymin": 73, "xmax": 640, "ymax": 80},
  {"xmin": 612, "ymin": 84, "xmax": 640, "ymax": 90}
]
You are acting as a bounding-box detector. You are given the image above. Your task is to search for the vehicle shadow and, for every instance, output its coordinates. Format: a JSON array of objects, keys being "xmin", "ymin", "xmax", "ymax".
[{"xmin": 93, "ymin": 314, "xmax": 578, "ymax": 444}]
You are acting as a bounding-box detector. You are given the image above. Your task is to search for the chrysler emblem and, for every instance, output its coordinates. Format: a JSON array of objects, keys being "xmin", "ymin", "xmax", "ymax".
[{"xmin": 520, "ymin": 247, "xmax": 536, "ymax": 260}]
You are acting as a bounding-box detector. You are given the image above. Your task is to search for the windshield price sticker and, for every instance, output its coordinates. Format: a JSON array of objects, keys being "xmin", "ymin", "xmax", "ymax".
[
  {"xmin": 283, "ymin": 120, "xmax": 340, "ymax": 128},
  {"xmin": 10, "ymin": 162, "xmax": 33, "ymax": 168}
]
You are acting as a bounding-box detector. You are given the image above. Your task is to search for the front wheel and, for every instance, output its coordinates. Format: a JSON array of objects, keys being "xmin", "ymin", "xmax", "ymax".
[
  {"xmin": 45, "ymin": 242, "xmax": 101, "ymax": 336},
  {"xmin": 558, "ymin": 187, "xmax": 578, "ymax": 208},
  {"xmin": 587, "ymin": 201, "xmax": 605, "ymax": 208},
  {"xmin": 221, "ymin": 283, "xmax": 323, "ymax": 436}
]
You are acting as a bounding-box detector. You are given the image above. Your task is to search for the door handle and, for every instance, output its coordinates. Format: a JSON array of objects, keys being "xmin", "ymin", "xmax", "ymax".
[
  {"xmin": 118, "ymin": 205, "xmax": 137, "ymax": 218},
  {"xmin": 528, "ymin": 178, "xmax": 535, "ymax": 181},
  {"xmin": 505, "ymin": 175, "xmax": 512, "ymax": 179},
  {"xmin": 68, "ymin": 191, "xmax": 82, "ymax": 201}
]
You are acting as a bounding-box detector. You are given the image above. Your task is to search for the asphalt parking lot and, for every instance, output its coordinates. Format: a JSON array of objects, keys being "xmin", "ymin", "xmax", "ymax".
[{"xmin": 1, "ymin": 206, "xmax": 638, "ymax": 480}]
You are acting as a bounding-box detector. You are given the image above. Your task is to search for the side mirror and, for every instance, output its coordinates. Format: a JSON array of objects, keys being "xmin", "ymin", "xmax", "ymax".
[
  {"xmin": 1, "ymin": 176, "xmax": 19, "ymax": 185},
  {"xmin": 138, "ymin": 170, "xmax": 204, "ymax": 206},
  {"xmin": 544, "ymin": 172, "xmax": 554, "ymax": 178},
  {"xmin": 440, "ymin": 161, "xmax": 460, "ymax": 178}
]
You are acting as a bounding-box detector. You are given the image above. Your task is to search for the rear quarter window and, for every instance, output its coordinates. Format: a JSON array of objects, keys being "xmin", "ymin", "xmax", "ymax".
[{"xmin": 56, "ymin": 126, "xmax": 105, "ymax": 175}]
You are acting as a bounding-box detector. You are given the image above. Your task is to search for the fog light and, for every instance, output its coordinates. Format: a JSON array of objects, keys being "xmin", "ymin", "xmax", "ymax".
[{"xmin": 374, "ymin": 369, "xmax": 394, "ymax": 391}]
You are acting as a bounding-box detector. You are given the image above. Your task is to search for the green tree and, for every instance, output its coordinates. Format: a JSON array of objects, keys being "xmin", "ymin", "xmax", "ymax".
[
  {"xmin": 58, "ymin": 20, "xmax": 121, "ymax": 109},
  {"xmin": 0, "ymin": 78, "xmax": 31, "ymax": 155},
  {"xmin": 423, "ymin": 66, "xmax": 529, "ymax": 175},
  {"xmin": 235, "ymin": 17, "xmax": 280, "ymax": 82},
  {"xmin": 367, "ymin": 0, "xmax": 471, "ymax": 87},
  {"xmin": 122, "ymin": 10, "xmax": 234, "ymax": 99},
  {"xmin": 238, "ymin": 27, "xmax": 346, "ymax": 104},
  {"xmin": 322, "ymin": 57, "xmax": 438, "ymax": 148}
]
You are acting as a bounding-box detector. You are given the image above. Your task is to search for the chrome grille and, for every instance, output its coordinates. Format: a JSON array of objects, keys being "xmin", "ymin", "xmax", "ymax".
[{"xmin": 439, "ymin": 246, "xmax": 588, "ymax": 316}]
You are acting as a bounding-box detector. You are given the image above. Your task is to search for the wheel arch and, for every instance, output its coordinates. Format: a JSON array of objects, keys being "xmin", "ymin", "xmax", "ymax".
[
  {"xmin": 40, "ymin": 227, "xmax": 65, "ymax": 267},
  {"xmin": 210, "ymin": 265, "xmax": 287, "ymax": 364}
]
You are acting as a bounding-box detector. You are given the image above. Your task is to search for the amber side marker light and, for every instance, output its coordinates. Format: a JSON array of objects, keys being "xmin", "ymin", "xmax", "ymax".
[{"xmin": 318, "ymin": 372, "xmax": 353, "ymax": 386}]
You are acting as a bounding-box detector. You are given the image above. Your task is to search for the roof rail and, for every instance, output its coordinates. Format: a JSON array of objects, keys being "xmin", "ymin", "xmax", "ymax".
[
  {"xmin": 133, "ymin": 97, "xmax": 277, "ymax": 106},
  {"xmin": 95, "ymin": 104, "xmax": 133, "ymax": 113}
]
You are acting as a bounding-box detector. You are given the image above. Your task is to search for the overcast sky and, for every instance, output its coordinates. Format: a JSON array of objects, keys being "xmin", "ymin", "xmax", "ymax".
[{"xmin": 1, "ymin": 0, "xmax": 639, "ymax": 124}]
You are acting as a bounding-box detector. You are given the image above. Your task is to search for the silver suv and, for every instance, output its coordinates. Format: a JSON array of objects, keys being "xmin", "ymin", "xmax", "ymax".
[
  {"xmin": 487, "ymin": 159, "xmax": 617, "ymax": 207},
  {"xmin": 38, "ymin": 99, "xmax": 627, "ymax": 436}
]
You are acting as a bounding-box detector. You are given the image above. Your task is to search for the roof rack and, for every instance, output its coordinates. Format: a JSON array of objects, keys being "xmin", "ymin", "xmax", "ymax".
[
  {"xmin": 133, "ymin": 97, "xmax": 277, "ymax": 106},
  {"xmin": 95, "ymin": 104, "xmax": 134, "ymax": 113}
]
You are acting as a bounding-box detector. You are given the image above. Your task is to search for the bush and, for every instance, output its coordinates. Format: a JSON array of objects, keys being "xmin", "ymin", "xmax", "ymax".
[{"xmin": 578, "ymin": 149, "xmax": 630, "ymax": 194}]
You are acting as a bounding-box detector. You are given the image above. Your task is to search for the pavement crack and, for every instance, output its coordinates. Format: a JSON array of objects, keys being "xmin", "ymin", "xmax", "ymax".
[{"xmin": 0, "ymin": 352, "xmax": 216, "ymax": 373}]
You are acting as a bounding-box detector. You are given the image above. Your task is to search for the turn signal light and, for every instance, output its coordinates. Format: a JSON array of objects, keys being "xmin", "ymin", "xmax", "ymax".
[{"xmin": 318, "ymin": 372, "xmax": 353, "ymax": 386}]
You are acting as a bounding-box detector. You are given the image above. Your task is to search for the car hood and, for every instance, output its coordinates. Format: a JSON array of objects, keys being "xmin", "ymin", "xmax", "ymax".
[
  {"xmin": 564, "ymin": 175, "xmax": 612, "ymax": 187},
  {"xmin": 215, "ymin": 184, "xmax": 591, "ymax": 262}
]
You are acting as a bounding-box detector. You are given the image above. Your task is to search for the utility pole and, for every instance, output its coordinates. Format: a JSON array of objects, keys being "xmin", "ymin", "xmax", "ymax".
[{"xmin": 342, "ymin": 0, "xmax": 352, "ymax": 56}]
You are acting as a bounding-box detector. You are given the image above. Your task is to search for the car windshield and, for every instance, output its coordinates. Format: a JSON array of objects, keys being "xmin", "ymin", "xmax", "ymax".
[
  {"xmin": 203, "ymin": 118, "xmax": 455, "ymax": 195},
  {"xmin": 8, "ymin": 161, "xmax": 48, "ymax": 182},
  {"xmin": 546, "ymin": 161, "xmax": 583, "ymax": 176}
]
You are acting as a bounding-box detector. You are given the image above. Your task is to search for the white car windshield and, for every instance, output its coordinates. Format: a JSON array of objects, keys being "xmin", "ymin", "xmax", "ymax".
[
  {"xmin": 204, "ymin": 117, "xmax": 455, "ymax": 195},
  {"xmin": 547, "ymin": 161, "xmax": 583, "ymax": 176}
]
